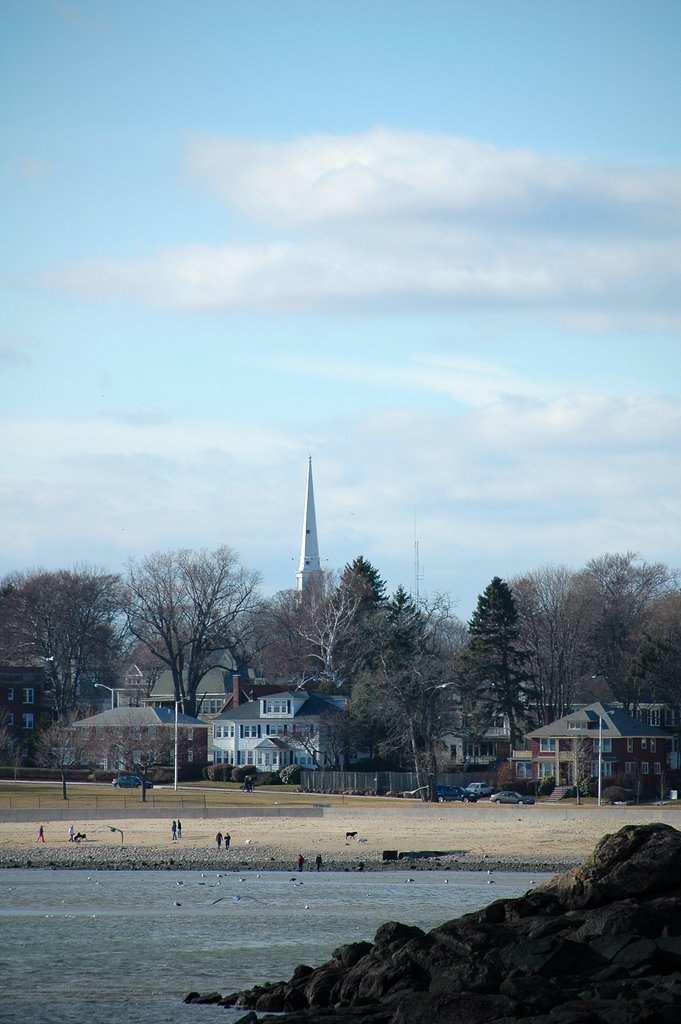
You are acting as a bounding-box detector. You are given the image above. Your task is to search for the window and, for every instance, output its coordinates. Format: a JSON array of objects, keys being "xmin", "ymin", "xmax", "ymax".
[
  {"xmin": 650, "ymin": 739, "xmax": 656, "ymax": 753},
  {"xmin": 214, "ymin": 725, "xmax": 222, "ymax": 739},
  {"xmin": 187, "ymin": 729, "xmax": 193, "ymax": 741},
  {"xmin": 187, "ymin": 749, "xmax": 194, "ymax": 763},
  {"xmin": 641, "ymin": 762, "xmax": 649, "ymax": 774},
  {"xmin": 594, "ymin": 738, "xmax": 612, "ymax": 753},
  {"xmin": 515, "ymin": 762, "xmax": 532, "ymax": 778},
  {"xmin": 592, "ymin": 760, "xmax": 612, "ymax": 777},
  {"xmin": 641, "ymin": 738, "xmax": 647, "ymax": 750},
  {"xmin": 538, "ymin": 762, "xmax": 554, "ymax": 778},
  {"xmin": 648, "ymin": 709, "xmax": 661, "ymax": 727},
  {"xmin": 6, "ymin": 688, "xmax": 14, "ymax": 701},
  {"xmin": 654, "ymin": 762, "xmax": 662, "ymax": 775},
  {"xmin": 22, "ymin": 713, "xmax": 34, "ymax": 730},
  {"xmin": 22, "ymin": 688, "xmax": 34, "ymax": 704},
  {"xmin": 265, "ymin": 699, "xmax": 288, "ymax": 714},
  {"xmin": 627, "ymin": 738, "xmax": 634, "ymax": 753},
  {"xmin": 664, "ymin": 709, "xmax": 679, "ymax": 727},
  {"xmin": 624, "ymin": 762, "xmax": 636, "ymax": 775},
  {"xmin": 7, "ymin": 713, "xmax": 14, "ymax": 726},
  {"xmin": 539, "ymin": 738, "xmax": 556, "ymax": 752}
]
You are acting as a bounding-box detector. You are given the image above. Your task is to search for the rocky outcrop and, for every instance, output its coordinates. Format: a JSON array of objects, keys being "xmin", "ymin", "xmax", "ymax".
[{"xmin": 186, "ymin": 823, "xmax": 681, "ymax": 1023}]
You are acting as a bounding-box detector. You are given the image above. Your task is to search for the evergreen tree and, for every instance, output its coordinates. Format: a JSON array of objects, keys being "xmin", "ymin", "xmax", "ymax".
[
  {"xmin": 342, "ymin": 555, "xmax": 388, "ymax": 608},
  {"xmin": 463, "ymin": 576, "xmax": 530, "ymax": 749}
]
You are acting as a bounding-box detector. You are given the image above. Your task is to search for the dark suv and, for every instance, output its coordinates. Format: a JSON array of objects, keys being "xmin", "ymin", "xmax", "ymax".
[{"xmin": 435, "ymin": 784, "xmax": 478, "ymax": 803}]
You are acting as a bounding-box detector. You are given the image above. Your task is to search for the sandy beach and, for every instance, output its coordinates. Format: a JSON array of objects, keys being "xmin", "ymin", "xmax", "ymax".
[{"xmin": 2, "ymin": 803, "xmax": 679, "ymax": 871}]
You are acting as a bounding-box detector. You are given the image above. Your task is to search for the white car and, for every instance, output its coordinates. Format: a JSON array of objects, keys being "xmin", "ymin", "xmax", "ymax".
[{"xmin": 465, "ymin": 782, "xmax": 496, "ymax": 797}]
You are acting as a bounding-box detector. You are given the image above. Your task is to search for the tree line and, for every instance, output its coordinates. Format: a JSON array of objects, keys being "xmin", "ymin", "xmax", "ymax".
[{"xmin": 1, "ymin": 547, "xmax": 680, "ymax": 798}]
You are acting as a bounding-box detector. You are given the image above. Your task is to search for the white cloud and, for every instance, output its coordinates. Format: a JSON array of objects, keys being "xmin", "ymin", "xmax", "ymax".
[
  {"xmin": 1, "ymin": 383, "xmax": 679, "ymax": 617},
  {"xmin": 40, "ymin": 129, "xmax": 680, "ymax": 324}
]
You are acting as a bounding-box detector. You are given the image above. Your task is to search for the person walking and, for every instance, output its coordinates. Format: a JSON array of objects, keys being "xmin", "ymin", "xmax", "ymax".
[
  {"xmin": 315, "ymin": 853, "xmax": 322, "ymax": 872},
  {"xmin": 296, "ymin": 852, "xmax": 305, "ymax": 872},
  {"xmin": 36, "ymin": 825, "xmax": 45, "ymax": 844},
  {"xmin": 68, "ymin": 824, "xmax": 75, "ymax": 843},
  {"xmin": 224, "ymin": 832, "xmax": 231, "ymax": 850},
  {"xmin": 176, "ymin": 820, "xmax": 182, "ymax": 839},
  {"xmin": 171, "ymin": 820, "xmax": 177, "ymax": 842},
  {"xmin": 215, "ymin": 831, "xmax": 223, "ymax": 850}
]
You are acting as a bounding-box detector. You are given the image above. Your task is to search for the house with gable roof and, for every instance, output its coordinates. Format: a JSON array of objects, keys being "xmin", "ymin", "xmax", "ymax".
[
  {"xmin": 211, "ymin": 688, "xmax": 347, "ymax": 772},
  {"xmin": 526, "ymin": 701, "xmax": 674, "ymax": 786},
  {"xmin": 73, "ymin": 705, "xmax": 209, "ymax": 774}
]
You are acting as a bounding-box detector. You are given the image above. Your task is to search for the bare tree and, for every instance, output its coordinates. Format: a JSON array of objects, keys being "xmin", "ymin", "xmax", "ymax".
[
  {"xmin": 0, "ymin": 709, "xmax": 23, "ymax": 778},
  {"xmin": 33, "ymin": 716, "xmax": 86, "ymax": 800},
  {"xmin": 571, "ymin": 734, "xmax": 592, "ymax": 804},
  {"xmin": 581, "ymin": 552, "xmax": 679, "ymax": 712},
  {"xmin": 513, "ymin": 564, "xmax": 593, "ymax": 722},
  {"xmin": 0, "ymin": 567, "xmax": 125, "ymax": 717},
  {"xmin": 124, "ymin": 547, "xmax": 261, "ymax": 717}
]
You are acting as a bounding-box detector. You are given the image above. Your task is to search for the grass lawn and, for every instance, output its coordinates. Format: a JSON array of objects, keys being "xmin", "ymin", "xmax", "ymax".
[{"xmin": 0, "ymin": 780, "xmax": 409, "ymax": 811}]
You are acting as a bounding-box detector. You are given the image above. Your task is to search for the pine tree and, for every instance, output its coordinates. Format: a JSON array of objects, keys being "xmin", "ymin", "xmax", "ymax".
[{"xmin": 464, "ymin": 576, "xmax": 530, "ymax": 750}]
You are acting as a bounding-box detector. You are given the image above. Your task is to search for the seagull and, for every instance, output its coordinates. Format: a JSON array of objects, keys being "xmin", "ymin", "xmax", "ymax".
[
  {"xmin": 174, "ymin": 901, "xmax": 182, "ymax": 907},
  {"xmin": 487, "ymin": 880, "xmax": 496, "ymax": 885},
  {"xmin": 108, "ymin": 826, "xmax": 124, "ymax": 844}
]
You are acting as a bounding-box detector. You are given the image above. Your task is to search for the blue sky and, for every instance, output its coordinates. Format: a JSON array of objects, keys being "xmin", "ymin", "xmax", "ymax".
[{"xmin": 1, "ymin": 0, "xmax": 680, "ymax": 621}]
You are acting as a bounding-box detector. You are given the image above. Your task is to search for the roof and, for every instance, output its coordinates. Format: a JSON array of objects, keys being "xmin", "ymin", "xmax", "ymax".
[
  {"xmin": 73, "ymin": 706, "xmax": 209, "ymax": 729},
  {"xmin": 527, "ymin": 701, "xmax": 671, "ymax": 740},
  {"xmin": 213, "ymin": 691, "xmax": 344, "ymax": 723}
]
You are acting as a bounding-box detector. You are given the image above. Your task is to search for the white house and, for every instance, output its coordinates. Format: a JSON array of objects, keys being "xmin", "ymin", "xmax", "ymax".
[{"xmin": 212, "ymin": 689, "xmax": 346, "ymax": 771}]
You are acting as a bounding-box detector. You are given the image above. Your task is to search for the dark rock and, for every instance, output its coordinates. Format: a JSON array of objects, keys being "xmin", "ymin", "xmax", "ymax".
[
  {"xmin": 332, "ymin": 940, "xmax": 372, "ymax": 968},
  {"xmin": 199, "ymin": 824, "xmax": 681, "ymax": 1024}
]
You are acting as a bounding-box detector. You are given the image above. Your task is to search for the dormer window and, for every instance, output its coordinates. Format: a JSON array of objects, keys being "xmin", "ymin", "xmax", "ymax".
[{"xmin": 264, "ymin": 699, "xmax": 289, "ymax": 715}]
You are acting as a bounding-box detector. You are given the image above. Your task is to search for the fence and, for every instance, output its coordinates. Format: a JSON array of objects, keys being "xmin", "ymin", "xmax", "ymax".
[{"xmin": 300, "ymin": 769, "xmax": 482, "ymax": 794}]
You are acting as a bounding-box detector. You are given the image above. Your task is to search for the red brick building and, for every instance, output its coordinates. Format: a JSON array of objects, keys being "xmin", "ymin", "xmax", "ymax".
[
  {"xmin": 0, "ymin": 665, "xmax": 47, "ymax": 759},
  {"xmin": 526, "ymin": 701, "xmax": 673, "ymax": 786}
]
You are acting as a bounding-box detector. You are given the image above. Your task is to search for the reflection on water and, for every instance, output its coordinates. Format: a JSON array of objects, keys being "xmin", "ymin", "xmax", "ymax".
[{"xmin": 0, "ymin": 867, "xmax": 550, "ymax": 1023}]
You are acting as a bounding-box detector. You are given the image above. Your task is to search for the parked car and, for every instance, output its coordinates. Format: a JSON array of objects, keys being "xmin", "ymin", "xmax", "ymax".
[
  {"xmin": 435, "ymin": 784, "xmax": 478, "ymax": 803},
  {"xmin": 465, "ymin": 782, "xmax": 496, "ymax": 797},
  {"xmin": 111, "ymin": 775, "xmax": 153, "ymax": 789},
  {"xmin": 489, "ymin": 790, "xmax": 534, "ymax": 805}
]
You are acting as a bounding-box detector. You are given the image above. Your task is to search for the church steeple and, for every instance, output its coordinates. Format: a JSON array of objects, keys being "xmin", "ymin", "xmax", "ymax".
[{"xmin": 296, "ymin": 457, "xmax": 322, "ymax": 594}]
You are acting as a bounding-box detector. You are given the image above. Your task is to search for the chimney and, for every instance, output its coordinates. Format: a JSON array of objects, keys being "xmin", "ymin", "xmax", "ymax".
[{"xmin": 232, "ymin": 674, "xmax": 241, "ymax": 708}]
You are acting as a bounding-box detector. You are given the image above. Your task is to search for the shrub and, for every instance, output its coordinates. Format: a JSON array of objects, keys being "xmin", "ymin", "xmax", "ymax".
[
  {"xmin": 278, "ymin": 764, "xmax": 302, "ymax": 785},
  {"xmin": 253, "ymin": 771, "xmax": 281, "ymax": 786},
  {"xmin": 579, "ymin": 776, "xmax": 595, "ymax": 797},
  {"xmin": 207, "ymin": 764, "xmax": 233, "ymax": 782},
  {"xmin": 231, "ymin": 764, "xmax": 256, "ymax": 783},
  {"xmin": 602, "ymin": 785, "xmax": 635, "ymax": 804},
  {"xmin": 538, "ymin": 775, "xmax": 555, "ymax": 796}
]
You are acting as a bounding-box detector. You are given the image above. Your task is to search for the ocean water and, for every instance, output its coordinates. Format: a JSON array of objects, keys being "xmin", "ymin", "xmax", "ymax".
[{"xmin": 0, "ymin": 867, "xmax": 549, "ymax": 1023}]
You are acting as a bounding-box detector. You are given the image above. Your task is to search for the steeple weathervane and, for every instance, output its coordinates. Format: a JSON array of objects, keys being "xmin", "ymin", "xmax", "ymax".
[{"xmin": 296, "ymin": 457, "xmax": 322, "ymax": 594}]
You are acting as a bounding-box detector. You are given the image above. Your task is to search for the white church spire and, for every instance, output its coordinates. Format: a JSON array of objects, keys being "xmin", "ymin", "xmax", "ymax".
[{"xmin": 296, "ymin": 457, "xmax": 322, "ymax": 594}]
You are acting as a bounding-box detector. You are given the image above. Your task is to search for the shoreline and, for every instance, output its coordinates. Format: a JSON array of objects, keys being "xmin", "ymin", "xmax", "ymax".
[
  {"xmin": 1, "ymin": 805, "xmax": 677, "ymax": 874},
  {"xmin": 0, "ymin": 843, "xmax": 579, "ymax": 874}
]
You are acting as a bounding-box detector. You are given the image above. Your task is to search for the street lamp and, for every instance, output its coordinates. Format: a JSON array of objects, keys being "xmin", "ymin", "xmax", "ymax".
[
  {"xmin": 174, "ymin": 700, "xmax": 184, "ymax": 792},
  {"xmin": 597, "ymin": 714, "xmax": 603, "ymax": 807},
  {"xmin": 95, "ymin": 683, "xmax": 119, "ymax": 710}
]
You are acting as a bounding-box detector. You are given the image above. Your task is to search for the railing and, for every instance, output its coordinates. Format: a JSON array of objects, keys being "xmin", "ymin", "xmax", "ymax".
[
  {"xmin": 300, "ymin": 769, "xmax": 486, "ymax": 793},
  {"xmin": 0, "ymin": 794, "xmax": 211, "ymax": 810}
]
